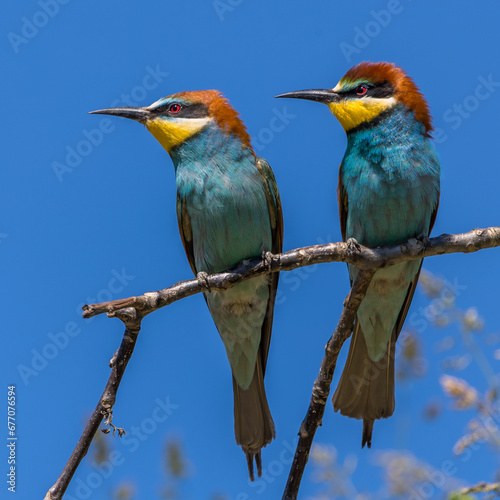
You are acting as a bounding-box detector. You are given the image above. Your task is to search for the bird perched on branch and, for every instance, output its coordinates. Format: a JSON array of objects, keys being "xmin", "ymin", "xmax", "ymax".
[
  {"xmin": 277, "ymin": 62, "xmax": 440, "ymax": 447},
  {"xmin": 90, "ymin": 90, "xmax": 283, "ymax": 480}
]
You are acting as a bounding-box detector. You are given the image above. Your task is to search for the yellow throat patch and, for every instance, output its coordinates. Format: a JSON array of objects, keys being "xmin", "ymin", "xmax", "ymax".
[
  {"xmin": 327, "ymin": 97, "xmax": 397, "ymax": 132},
  {"xmin": 146, "ymin": 117, "xmax": 213, "ymax": 153}
]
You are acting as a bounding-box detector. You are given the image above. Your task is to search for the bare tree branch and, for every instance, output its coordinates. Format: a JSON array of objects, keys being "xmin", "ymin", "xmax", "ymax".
[
  {"xmin": 46, "ymin": 227, "xmax": 500, "ymax": 499},
  {"xmin": 282, "ymin": 269, "xmax": 376, "ymax": 500},
  {"xmin": 44, "ymin": 309, "xmax": 142, "ymax": 500},
  {"xmin": 83, "ymin": 227, "xmax": 500, "ymax": 319}
]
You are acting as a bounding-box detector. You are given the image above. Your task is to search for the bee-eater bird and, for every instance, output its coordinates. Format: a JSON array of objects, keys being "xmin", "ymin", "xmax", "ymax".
[
  {"xmin": 89, "ymin": 90, "xmax": 283, "ymax": 480},
  {"xmin": 276, "ymin": 62, "xmax": 440, "ymax": 447}
]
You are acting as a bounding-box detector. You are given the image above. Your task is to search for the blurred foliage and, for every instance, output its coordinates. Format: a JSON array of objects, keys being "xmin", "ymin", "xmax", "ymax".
[
  {"xmin": 308, "ymin": 445, "xmax": 464, "ymax": 499},
  {"xmin": 113, "ymin": 481, "xmax": 136, "ymax": 499},
  {"xmin": 90, "ymin": 417, "xmax": 111, "ymax": 465},
  {"xmin": 453, "ymin": 482, "xmax": 500, "ymax": 497},
  {"xmin": 422, "ymin": 398, "xmax": 443, "ymax": 421},
  {"xmin": 160, "ymin": 437, "xmax": 191, "ymax": 499},
  {"xmin": 396, "ymin": 329, "xmax": 427, "ymax": 380},
  {"xmin": 308, "ymin": 443, "xmax": 370, "ymax": 500}
]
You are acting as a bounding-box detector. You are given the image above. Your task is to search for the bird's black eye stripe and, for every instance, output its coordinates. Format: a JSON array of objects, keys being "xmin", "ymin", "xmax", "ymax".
[
  {"xmin": 341, "ymin": 81, "xmax": 395, "ymax": 98},
  {"xmin": 369, "ymin": 81, "xmax": 395, "ymax": 98},
  {"xmin": 150, "ymin": 101, "xmax": 210, "ymax": 118}
]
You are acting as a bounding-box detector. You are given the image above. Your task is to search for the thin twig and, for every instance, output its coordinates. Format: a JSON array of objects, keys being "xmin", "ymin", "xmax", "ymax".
[
  {"xmin": 82, "ymin": 227, "xmax": 500, "ymax": 320},
  {"xmin": 44, "ymin": 309, "xmax": 142, "ymax": 500},
  {"xmin": 282, "ymin": 269, "xmax": 376, "ymax": 500}
]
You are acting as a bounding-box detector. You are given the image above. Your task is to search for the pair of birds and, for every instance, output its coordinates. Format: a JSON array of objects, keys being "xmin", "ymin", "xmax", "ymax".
[{"xmin": 90, "ymin": 62, "xmax": 440, "ymax": 480}]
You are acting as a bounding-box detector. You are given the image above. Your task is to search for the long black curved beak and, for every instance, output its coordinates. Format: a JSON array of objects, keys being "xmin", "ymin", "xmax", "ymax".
[
  {"xmin": 275, "ymin": 89, "xmax": 341, "ymax": 103},
  {"xmin": 89, "ymin": 107, "xmax": 151, "ymax": 122}
]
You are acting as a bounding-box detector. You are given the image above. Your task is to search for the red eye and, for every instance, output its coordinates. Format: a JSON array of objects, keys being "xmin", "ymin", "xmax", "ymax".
[
  {"xmin": 357, "ymin": 86, "xmax": 367, "ymax": 96},
  {"xmin": 169, "ymin": 103, "xmax": 181, "ymax": 113}
]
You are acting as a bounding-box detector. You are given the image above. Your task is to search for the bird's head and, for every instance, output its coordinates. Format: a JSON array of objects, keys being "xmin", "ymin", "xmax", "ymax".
[
  {"xmin": 276, "ymin": 61, "xmax": 432, "ymax": 136},
  {"xmin": 90, "ymin": 90, "xmax": 252, "ymax": 153}
]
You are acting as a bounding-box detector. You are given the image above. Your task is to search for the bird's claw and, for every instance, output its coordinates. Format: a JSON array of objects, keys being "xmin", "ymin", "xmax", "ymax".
[
  {"xmin": 196, "ymin": 271, "xmax": 211, "ymax": 292},
  {"xmin": 346, "ymin": 237, "xmax": 361, "ymax": 252},
  {"xmin": 262, "ymin": 250, "xmax": 274, "ymax": 269},
  {"xmin": 416, "ymin": 233, "xmax": 431, "ymax": 248}
]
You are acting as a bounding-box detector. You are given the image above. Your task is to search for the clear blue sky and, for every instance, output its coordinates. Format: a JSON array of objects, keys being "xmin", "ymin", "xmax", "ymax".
[{"xmin": 2, "ymin": 1, "xmax": 500, "ymax": 498}]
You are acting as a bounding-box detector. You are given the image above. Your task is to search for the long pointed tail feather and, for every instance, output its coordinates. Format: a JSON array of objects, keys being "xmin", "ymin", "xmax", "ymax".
[
  {"xmin": 362, "ymin": 419, "xmax": 374, "ymax": 448},
  {"xmin": 233, "ymin": 355, "xmax": 275, "ymax": 480},
  {"xmin": 332, "ymin": 322, "xmax": 396, "ymax": 447}
]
